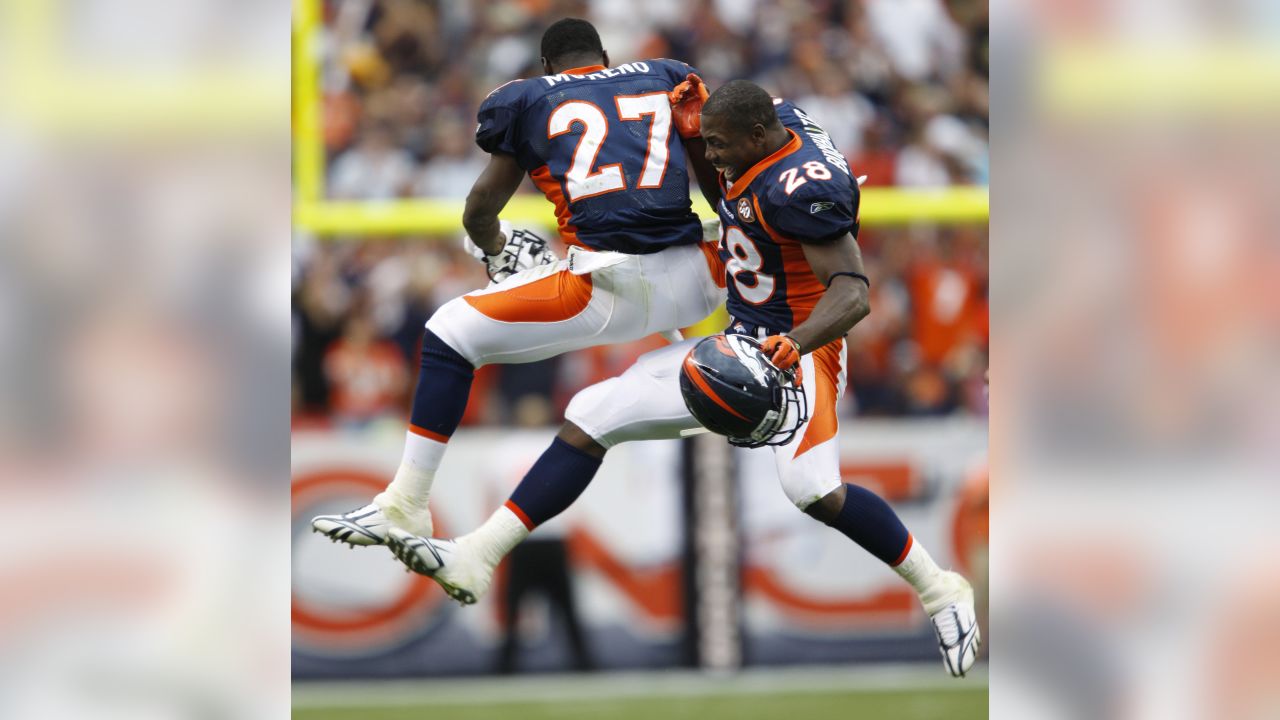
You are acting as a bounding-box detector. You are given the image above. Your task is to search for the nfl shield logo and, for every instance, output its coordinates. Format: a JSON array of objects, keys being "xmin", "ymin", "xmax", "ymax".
[{"xmin": 737, "ymin": 198, "xmax": 755, "ymax": 223}]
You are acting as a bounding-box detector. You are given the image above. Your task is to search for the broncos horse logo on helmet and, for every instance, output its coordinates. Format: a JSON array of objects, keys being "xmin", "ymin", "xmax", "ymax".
[{"xmin": 679, "ymin": 334, "xmax": 808, "ymax": 448}]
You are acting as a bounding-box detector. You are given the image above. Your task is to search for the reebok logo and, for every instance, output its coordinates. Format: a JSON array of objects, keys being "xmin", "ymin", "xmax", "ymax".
[{"xmin": 810, "ymin": 201, "xmax": 835, "ymax": 214}]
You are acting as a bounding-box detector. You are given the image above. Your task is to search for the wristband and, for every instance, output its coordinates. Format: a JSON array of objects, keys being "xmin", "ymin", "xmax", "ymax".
[{"xmin": 827, "ymin": 271, "xmax": 870, "ymax": 288}]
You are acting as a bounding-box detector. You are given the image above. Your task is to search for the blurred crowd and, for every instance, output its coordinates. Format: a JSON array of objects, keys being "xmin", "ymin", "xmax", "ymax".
[
  {"xmin": 292, "ymin": 223, "xmax": 988, "ymax": 426},
  {"xmin": 293, "ymin": 0, "xmax": 989, "ymax": 427},
  {"xmin": 318, "ymin": 0, "xmax": 988, "ymax": 199}
]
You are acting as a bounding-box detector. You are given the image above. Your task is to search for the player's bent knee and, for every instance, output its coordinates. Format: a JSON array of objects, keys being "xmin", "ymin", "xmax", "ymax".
[
  {"xmin": 424, "ymin": 298, "xmax": 484, "ymax": 367},
  {"xmin": 564, "ymin": 378, "xmax": 622, "ymax": 448},
  {"xmin": 556, "ymin": 421, "xmax": 608, "ymax": 459},
  {"xmin": 801, "ymin": 485, "xmax": 846, "ymax": 524},
  {"xmin": 779, "ymin": 471, "xmax": 841, "ymax": 512}
]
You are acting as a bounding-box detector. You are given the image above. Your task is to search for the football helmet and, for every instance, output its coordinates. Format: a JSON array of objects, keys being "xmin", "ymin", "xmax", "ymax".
[{"xmin": 679, "ymin": 334, "xmax": 808, "ymax": 448}]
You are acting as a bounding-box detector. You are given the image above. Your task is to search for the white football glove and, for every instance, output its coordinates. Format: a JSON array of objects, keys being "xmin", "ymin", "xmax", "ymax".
[{"xmin": 463, "ymin": 220, "xmax": 558, "ymax": 283}]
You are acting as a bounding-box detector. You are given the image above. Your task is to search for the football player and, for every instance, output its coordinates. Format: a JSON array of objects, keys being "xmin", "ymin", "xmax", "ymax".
[
  {"xmin": 312, "ymin": 19, "xmax": 726, "ymax": 543},
  {"xmin": 383, "ymin": 80, "xmax": 981, "ymax": 677}
]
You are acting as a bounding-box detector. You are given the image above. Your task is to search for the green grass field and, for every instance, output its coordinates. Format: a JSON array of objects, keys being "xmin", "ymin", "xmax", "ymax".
[
  {"xmin": 294, "ymin": 687, "xmax": 987, "ymax": 720},
  {"xmin": 294, "ymin": 665, "xmax": 988, "ymax": 720}
]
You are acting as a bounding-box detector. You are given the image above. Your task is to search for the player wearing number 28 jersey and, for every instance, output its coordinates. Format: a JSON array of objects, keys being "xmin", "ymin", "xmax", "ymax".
[
  {"xmin": 312, "ymin": 18, "xmax": 724, "ymax": 546},
  {"xmin": 717, "ymin": 97, "xmax": 861, "ymax": 337}
]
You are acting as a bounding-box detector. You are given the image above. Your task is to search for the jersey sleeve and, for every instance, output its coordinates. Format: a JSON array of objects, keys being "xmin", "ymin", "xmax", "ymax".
[
  {"xmin": 474, "ymin": 80, "xmax": 526, "ymax": 156},
  {"xmin": 650, "ymin": 58, "xmax": 702, "ymax": 87},
  {"xmin": 767, "ymin": 178, "xmax": 860, "ymax": 244}
]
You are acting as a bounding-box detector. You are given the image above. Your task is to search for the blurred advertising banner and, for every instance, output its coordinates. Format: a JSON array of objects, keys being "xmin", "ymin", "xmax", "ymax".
[
  {"xmin": 292, "ymin": 429, "xmax": 685, "ymax": 678},
  {"xmin": 292, "ymin": 420, "xmax": 986, "ymax": 678}
]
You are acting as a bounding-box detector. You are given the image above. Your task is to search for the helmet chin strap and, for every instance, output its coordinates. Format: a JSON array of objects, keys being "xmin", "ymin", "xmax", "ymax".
[
  {"xmin": 735, "ymin": 374, "xmax": 808, "ymax": 448},
  {"xmin": 751, "ymin": 408, "xmax": 784, "ymax": 443}
]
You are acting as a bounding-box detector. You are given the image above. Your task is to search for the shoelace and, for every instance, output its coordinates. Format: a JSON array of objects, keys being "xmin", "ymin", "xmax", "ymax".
[{"xmin": 933, "ymin": 606, "xmax": 966, "ymax": 645}]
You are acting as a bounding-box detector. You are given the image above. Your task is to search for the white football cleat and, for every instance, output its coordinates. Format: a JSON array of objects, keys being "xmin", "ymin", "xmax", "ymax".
[
  {"xmin": 922, "ymin": 571, "xmax": 982, "ymax": 677},
  {"xmin": 311, "ymin": 502, "xmax": 434, "ymax": 547},
  {"xmin": 311, "ymin": 503, "xmax": 391, "ymax": 546},
  {"xmin": 385, "ymin": 528, "xmax": 494, "ymax": 606}
]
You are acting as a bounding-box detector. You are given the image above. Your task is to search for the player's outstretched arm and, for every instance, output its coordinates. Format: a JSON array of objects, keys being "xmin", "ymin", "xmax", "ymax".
[
  {"xmin": 462, "ymin": 153, "xmax": 526, "ymax": 255},
  {"xmin": 782, "ymin": 233, "xmax": 871, "ymax": 354}
]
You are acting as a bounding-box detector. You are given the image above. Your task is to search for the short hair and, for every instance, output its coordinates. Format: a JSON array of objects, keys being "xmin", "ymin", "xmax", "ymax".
[
  {"xmin": 540, "ymin": 18, "xmax": 603, "ymax": 64},
  {"xmin": 702, "ymin": 80, "xmax": 782, "ymax": 134}
]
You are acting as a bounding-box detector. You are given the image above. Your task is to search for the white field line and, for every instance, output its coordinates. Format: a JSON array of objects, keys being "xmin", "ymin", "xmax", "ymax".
[{"xmin": 292, "ymin": 663, "xmax": 988, "ymax": 708}]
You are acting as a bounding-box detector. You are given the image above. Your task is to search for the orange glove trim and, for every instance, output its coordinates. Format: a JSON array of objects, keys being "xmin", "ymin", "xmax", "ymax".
[
  {"xmin": 762, "ymin": 334, "xmax": 803, "ymax": 385},
  {"xmin": 669, "ymin": 73, "xmax": 710, "ymax": 139}
]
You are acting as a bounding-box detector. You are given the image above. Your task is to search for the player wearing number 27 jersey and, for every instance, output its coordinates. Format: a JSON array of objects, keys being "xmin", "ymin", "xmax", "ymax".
[
  {"xmin": 477, "ymin": 57, "xmax": 707, "ymax": 254},
  {"xmin": 311, "ymin": 19, "xmax": 724, "ymax": 548}
]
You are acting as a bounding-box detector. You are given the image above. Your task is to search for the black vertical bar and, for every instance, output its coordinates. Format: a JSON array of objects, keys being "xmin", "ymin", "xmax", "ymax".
[{"xmin": 679, "ymin": 436, "xmax": 700, "ymax": 668}]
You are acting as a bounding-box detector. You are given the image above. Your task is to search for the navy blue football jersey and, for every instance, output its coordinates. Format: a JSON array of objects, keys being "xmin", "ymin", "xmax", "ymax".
[
  {"xmin": 475, "ymin": 59, "xmax": 704, "ymax": 254},
  {"xmin": 716, "ymin": 99, "xmax": 861, "ymax": 334}
]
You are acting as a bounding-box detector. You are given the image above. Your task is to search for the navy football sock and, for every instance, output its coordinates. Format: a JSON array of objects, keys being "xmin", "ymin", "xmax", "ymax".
[
  {"xmin": 409, "ymin": 330, "xmax": 475, "ymax": 440},
  {"xmin": 506, "ymin": 437, "xmax": 604, "ymax": 529},
  {"xmin": 825, "ymin": 483, "xmax": 913, "ymax": 566}
]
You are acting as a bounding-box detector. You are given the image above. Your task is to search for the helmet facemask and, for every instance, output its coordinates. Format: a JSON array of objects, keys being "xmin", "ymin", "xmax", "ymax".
[{"xmin": 728, "ymin": 364, "xmax": 808, "ymax": 448}]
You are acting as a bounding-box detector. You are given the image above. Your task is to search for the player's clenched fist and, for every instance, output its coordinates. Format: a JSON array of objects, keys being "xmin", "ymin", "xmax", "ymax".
[
  {"xmin": 761, "ymin": 334, "xmax": 803, "ymax": 384},
  {"xmin": 668, "ymin": 73, "xmax": 710, "ymax": 139},
  {"xmin": 463, "ymin": 219, "xmax": 558, "ymax": 284}
]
